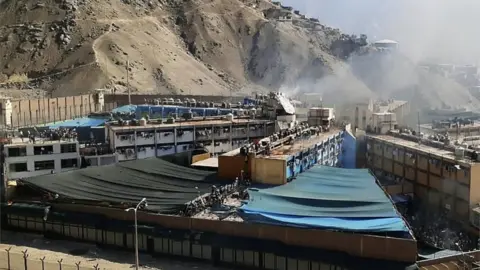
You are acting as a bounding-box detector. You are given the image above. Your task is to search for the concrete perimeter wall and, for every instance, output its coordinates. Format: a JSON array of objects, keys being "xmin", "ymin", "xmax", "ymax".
[
  {"xmin": 0, "ymin": 93, "xmax": 246, "ymax": 129},
  {"xmin": 0, "ymin": 94, "xmax": 105, "ymax": 129},
  {"xmin": 9, "ymin": 95, "xmax": 102, "ymax": 128},
  {"xmin": 0, "ymin": 247, "xmax": 97, "ymax": 270},
  {"xmin": 53, "ymin": 203, "xmax": 418, "ymax": 263}
]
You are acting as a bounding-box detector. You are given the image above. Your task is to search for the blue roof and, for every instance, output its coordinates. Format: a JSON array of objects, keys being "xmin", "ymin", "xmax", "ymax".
[
  {"xmin": 112, "ymin": 104, "xmax": 137, "ymax": 114},
  {"xmin": 48, "ymin": 117, "xmax": 107, "ymax": 128},
  {"xmin": 239, "ymin": 166, "xmax": 410, "ymax": 234}
]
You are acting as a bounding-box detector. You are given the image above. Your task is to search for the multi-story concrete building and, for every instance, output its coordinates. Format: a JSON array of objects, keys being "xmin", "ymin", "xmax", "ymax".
[
  {"xmin": 336, "ymin": 99, "xmax": 409, "ymax": 131},
  {"xmin": 4, "ymin": 138, "xmax": 80, "ymax": 180},
  {"xmin": 336, "ymin": 99, "xmax": 374, "ymax": 130},
  {"xmin": 375, "ymin": 100, "xmax": 409, "ymax": 126},
  {"xmin": 105, "ymin": 117, "xmax": 275, "ymax": 161},
  {"xmin": 365, "ymin": 131, "xmax": 480, "ymax": 226},
  {"xmin": 4, "ymin": 138, "xmax": 118, "ymax": 180},
  {"xmin": 217, "ymin": 124, "xmax": 357, "ymax": 182},
  {"xmin": 419, "ymin": 120, "xmax": 480, "ymax": 138}
]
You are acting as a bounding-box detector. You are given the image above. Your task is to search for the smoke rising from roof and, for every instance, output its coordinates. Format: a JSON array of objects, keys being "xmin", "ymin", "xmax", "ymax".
[
  {"xmin": 281, "ymin": 0, "xmax": 480, "ymax": 64},
  {"xmin": 276, "ymin": 0, "xmax": 480, "ymax": 113}
]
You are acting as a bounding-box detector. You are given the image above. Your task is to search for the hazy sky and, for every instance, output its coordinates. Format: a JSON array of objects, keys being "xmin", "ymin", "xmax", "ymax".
[{"xmin": 280, "ymin": 0, "xmax": 480, "ymax": 64}]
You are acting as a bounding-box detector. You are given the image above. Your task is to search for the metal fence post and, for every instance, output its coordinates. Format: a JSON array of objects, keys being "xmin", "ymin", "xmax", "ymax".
[
  {"xmin": 40, "ymin": 256, "xmax": 46, "ymax": 270},
  {"xmin": 5, "ymin": 247, "xmax": 11, "ymax": 270},
  {"xmin": 57, "ymin": 259, "xmax": 63, "ymax": 270},
  {"xmin": 75, "ymin": 261, "xmax": 81, "ymax": 270},
  {"xmin": 21, "ymin": 249, "xmax": 28, "ymax": 270}
]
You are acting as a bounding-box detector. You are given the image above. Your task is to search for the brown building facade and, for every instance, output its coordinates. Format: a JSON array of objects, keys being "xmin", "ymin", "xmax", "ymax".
[{"xmin": 366, "ymin": 134, "xmax": 480, "ymax": 225}]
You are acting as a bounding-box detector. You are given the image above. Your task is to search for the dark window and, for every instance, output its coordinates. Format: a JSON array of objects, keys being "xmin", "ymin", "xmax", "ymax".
[
  {"xmin": 61, "ymin": 158, "xmax": 78, "ymax": 169},
  {"xmin": 34, "ymin": 160, "xmax": 55, "ymax": 171},
  {"xmin": 8, "ymin": 147, "xmax": 27, "ymax": 157},
  {"xmin": 61, "ymin": 144, "xmax": 77, "ymax": 153},
  {"xmin": 9, "ymin": 163, "xmax": 27, "ymax": 172},
  {"xmin": 34, "ymin": 145, "xmax": 53, "ymax": 155}
]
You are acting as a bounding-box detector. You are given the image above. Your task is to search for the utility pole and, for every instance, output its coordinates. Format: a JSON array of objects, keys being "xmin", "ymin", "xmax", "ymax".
[
  {"xmin": 125, "ymin": 198, "xmax": 147, "ymax": 270},
  {"xmin": 127, "ymin": 58, "xmax": 131, "ymax": 105},
  {"xmin": 417, "ymin": 111, "xmax": 421, "ymax": 144}
]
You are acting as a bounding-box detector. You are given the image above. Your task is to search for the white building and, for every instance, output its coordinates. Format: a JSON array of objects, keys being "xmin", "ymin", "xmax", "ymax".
[
  {"xmin": 4, "ymin": 139, "xmax": 80, "ymax": 179},
  {"xmin": 372, "ymin": 112, "xmax": 397, "ymax": 134},
  {"xmin": 4, "ymin": 137, "xmax": 118, "ymax": 180},
  {"xmin": 307, "ymin": 107, "xmax": 334, "ymax": 127},
  {"xmin": 106, "ymin": 118, "xmax": 275, "ymax": 162},
  {"xmin": 336, "ymin": 99, "xmax": 374, "ymax": 130},
  {"xmin": 373, "ymin": 39, "xmax": 399, "ymax": 50},
  {"xmin": 336, "ymin": 99, "xmax": 409, "ymax": 131}
]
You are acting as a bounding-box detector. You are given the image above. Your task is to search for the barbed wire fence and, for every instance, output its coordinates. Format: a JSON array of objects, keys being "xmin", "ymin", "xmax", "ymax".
[{"xmin": 1, "ymin": 247, "xmax": 103, "ymax": 270}]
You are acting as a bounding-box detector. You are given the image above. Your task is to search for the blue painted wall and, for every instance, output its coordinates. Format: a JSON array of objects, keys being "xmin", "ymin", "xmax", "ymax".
[
  {"xmin": 341, "ymin": 131, "xmax": 357, "ymax": 169},
  {"xmin": 285, "ymin": 131, "xmax": 345, "ymax": 181}
]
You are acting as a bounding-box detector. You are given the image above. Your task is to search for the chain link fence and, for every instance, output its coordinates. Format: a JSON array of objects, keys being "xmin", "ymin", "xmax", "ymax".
[{"xmin": 0, "ymin": 247, "xmax": 103, "ymax": 270}]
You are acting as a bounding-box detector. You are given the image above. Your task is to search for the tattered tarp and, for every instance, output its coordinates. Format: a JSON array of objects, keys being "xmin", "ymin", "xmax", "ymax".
[
  {"xmin": 276, "ymin": 94, "xmax": 295, "ymax": 114},
  {"xmin": 22, "ymin": 158, "xmax": 220, "ymax": 214},
  {"xmin": 48, "ymin": 117, "xmax": 107, "ymax": 128},
  {"xmin": 239, "ymin": 166, "xmax": 409, "ymax": 234}
]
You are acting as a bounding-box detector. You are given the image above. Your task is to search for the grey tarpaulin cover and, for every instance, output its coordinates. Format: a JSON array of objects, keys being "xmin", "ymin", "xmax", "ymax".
[{"xmin": 22, "ymin": 158, "xmax": 220, "ymax": 214}]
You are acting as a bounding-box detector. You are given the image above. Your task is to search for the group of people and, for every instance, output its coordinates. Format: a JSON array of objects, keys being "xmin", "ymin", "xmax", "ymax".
[
  {"xmin": 19, "ymin": 127, "xmax": 78, "ymax": 143},
  {"xmin": 180, "ymin": 176, "xmax": 250, "ymax": 217}
]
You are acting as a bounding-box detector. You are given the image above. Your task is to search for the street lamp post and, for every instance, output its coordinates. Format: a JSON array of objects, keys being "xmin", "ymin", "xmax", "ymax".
[{"xmin": 125, "ymin": 198, "xmax": 147, "ymax": 270}]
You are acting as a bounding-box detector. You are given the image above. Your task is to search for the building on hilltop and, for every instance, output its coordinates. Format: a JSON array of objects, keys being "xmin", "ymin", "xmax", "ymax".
[{"xmin": 373, "ymin": 39, "xmax": 399, "ymax": 50}]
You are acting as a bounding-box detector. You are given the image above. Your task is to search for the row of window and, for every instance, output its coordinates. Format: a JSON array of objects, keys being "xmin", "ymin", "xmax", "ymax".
[
  {"xmin": 9, "ymin": 158, "xmax": 78, "ymax": 172},
  {"xmin": 7, "ymin": 144, "xmax": 77, "ymax": 157},
  {"xmin": 7, "ymin": 215, "xmax": 349, "ymax": 270}
]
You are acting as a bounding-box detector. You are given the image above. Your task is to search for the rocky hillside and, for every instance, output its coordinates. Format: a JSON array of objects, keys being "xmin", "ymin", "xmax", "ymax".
[
  {"xmin": 0, "ymin": 0, "xmax": 373, "ymax": 98},
  {"xmin": 0, "ymin": 0, "xmax": 476, "ymax": 112}
]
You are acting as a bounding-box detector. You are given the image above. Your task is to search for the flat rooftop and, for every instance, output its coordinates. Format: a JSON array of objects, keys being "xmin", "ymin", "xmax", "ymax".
[
  {"xmin": 5, "ymin": 137, "xmax": 78, "ymax": 147},
  {"xmin": 191, "ymin": 157, "xmax": 219, "ymax": 168},
  {"xmin": 258, "ymin": 129, "xmax": 341, "ymax": 160},
  {"xmin": 420, "ymin": 122, "xmax": 480, "ymax": 131},
  {"xmin": 108, "ymin": 118, "xmax": 271, "ymax": 131},
  {"xmin": 377, "ymin": 100, "xmax": 408, "ymax": 113},
  {"xmin": 369, "ymin": 134, "xmax": 475, "ymax": 164}
]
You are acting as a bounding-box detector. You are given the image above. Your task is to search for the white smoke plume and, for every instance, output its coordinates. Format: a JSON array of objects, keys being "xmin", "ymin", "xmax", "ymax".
[
  {"xmin": 276, "ymin": 0, "xmax": 480, "ymax": 112},
  {"xmin": 281, "ymin": 0, "xmax": 480, "ymax": 64}
]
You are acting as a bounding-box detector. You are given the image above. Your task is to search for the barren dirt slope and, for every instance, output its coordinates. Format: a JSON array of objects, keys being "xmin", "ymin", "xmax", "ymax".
[{"xmin": 0, "ymin": 0, "xmax": 373, "ymax": 98}]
